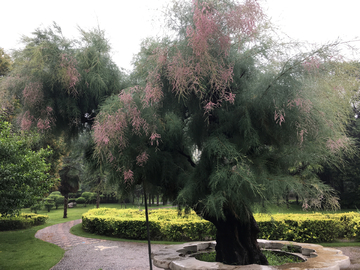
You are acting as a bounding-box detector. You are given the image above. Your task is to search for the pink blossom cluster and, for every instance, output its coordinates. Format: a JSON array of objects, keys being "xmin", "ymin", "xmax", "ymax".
[
  {"xmin": 164, "ymin": 0, "xmax": 262, "ymax": 114},
  {"xmin": 123, "ymin": 169, "xmax": 134, "ymax": 183},
  {"xmin": 150, "ymin": 132, "xmax": 161, "ymax": 146},
  {"xmin": 302, "ymin": 57, "xmax": 321, "ymax": 72},
  {"xmin": 326, "ymin": 137, "xmax": 348, "ymax": 152},
  {"xmin": 20, "ymin": 111, "xmax": 34, "ymax": 130},
  {"xmin": 93, "ymin": 88, "xmax": 153, "ymax": 167},
  {"xmin": 136, "ymin": 151, "xmax": 149, "ymax": 166},
  {"xmin": 187, "ymin": 1, "xmax": 224, "ymax": 57},
  {"xmin": 298, "ymin": 129, "xmax": 307, "ymax": 145},
  {"xmin": 23, "ymin": 82, "xmax": 44, "ymax": 107},
  {"xmin": 274, "ymin": 109, "xmax": 285, "ymax": 126},
  {"xmin": 119, "ymin": 91, "xmax": 149, "ymax": 136},
  {"xmin": 60, "ymin": 53, "xmax": 81, "ymax": 95},
  {"xmin": 93, "ymin": 109, "xmax": 128, "ymax": 150},
  {"xmin": 19, "ymin": 106, "xmax": 54, "ymax": 132},
  {"xmin": 144, "ymin": 72, "xmax": 163, "ymax": 106},
  {"xmin": 37, "ymin": 118, "xmax": 51, "ymax": 130},
  {"xmin": 287, "ymin": 98, "xmax": 313, "ymax": 114}
]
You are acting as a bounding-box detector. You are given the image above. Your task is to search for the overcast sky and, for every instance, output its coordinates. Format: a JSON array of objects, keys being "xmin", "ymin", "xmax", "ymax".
[{"xmin": 2, "ymin": 0, "xmax": 360, "ymax": 71}]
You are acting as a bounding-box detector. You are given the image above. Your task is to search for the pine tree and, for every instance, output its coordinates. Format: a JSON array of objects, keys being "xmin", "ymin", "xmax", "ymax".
[{"xmin": 93, "ymin": 0, "xmax": 357, "ymax": 265}]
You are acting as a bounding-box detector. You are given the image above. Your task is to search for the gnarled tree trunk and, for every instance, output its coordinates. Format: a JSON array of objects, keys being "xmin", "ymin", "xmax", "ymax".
[{"xmin": 204, "ymin": 209, "xmax": 268, "ymax": 266}]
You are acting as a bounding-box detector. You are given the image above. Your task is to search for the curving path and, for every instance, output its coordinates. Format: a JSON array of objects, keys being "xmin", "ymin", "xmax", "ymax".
[
  {"xmin": 35, "ymin": 220, "xmax": 360, "ymax": 269},
  {"xmin": 35, "ymin": 219, "xmax": 165, "ymax": 270}
]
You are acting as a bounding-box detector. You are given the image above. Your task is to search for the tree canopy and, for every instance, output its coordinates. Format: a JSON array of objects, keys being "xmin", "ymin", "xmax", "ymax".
[
  {"xmin": 0, "ymin": 48, "xmax": 12, "ymax": 77},
  {"xmin": 93, "ymin": 0, "xmax": 358, "ymax": 265},
  {"xmin": 1, "ymin": 23, "xmax": 127, "ymax": 139}
]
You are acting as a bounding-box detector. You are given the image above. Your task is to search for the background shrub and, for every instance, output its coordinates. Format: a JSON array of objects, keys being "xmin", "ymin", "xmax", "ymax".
[{"xmin": 0, "ymin": 213, "xmax": 48, "ymax": 231}]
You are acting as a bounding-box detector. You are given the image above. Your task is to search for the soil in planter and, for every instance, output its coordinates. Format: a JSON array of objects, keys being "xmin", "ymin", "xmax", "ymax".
[{"xmin": 195, "ymin": 250, "xmax": 303, "ymax": 266}]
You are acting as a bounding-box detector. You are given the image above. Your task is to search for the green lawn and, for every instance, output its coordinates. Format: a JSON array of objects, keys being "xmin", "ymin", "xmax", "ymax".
[{"xmin": 0, "ymin": 203, "xmax": 171, "ymax": 270}]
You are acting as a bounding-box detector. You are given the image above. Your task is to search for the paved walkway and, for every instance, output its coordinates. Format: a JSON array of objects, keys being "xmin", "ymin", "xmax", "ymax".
[
  {"xmin": 35, "ymin": 220, "xmax": 360, "ymax": 269},
  {"xmin": 35, "ymin": 219, "xmax": 165, "ymax": 270},
  {"xmin": 35, "ymin": 219, "xmax": 106, "ymax": 250}
]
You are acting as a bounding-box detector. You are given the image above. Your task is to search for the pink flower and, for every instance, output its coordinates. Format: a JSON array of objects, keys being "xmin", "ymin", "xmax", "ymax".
[
  {"xmin": 150, "ymin": 133, "xmax": 161, "ymax": 146},
  {"xmin": 124, "ymin": 169, "xmax": 134, "ymax": 183},
  {"xmin": 274, "ymin": 109, "xmax": 285, "ymax": 126},
  {"xmin": 136, "ymin": 151, "xmax": 149, "ymax": 166},
  {"xmin": 23, "ymin": 82, "xmax": 43, "ymax": 107},
  {"xmin": 20, "ymin": 111, "xmax": 33, "ymax": 130}
]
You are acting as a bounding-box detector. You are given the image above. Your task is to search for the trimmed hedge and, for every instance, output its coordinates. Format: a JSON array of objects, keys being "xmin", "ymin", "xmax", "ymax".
[
  {"xmin": 0, "ymin": 213, "xmax": 48, "ymax": 231},
  {"xmin": 256, "ymin": 212, "xmax": 360, "ymax": 243},
  {"xmin": 82, "ymin": 208, "xmax": 360, "ymax": 243},
  {"xmin": 82, "ymin": 208, "xmax": 215, "ymax": 241}
]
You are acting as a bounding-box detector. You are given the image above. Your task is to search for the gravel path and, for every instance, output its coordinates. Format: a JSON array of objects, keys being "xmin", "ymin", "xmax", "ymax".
[
  {"xmin": 35, "ymin": 219, "xmax": 360, "ymax": 269},
  {"xmin": 35, "ymin": 219, "xmax": 165, "ymax": 270}
]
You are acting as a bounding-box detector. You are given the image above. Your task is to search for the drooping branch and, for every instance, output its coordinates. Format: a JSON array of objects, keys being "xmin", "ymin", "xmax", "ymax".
[{"xmin": 177, "ymin": 149, "xmax": 196, "ymax": 168}]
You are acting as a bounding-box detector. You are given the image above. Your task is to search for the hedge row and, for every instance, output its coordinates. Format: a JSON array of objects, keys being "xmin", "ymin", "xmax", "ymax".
[
  {"xmin": 0, "ymin": 213, "xmax": 48, "ymax": 231},
  {"xmin": 82, "ymin": 208, "xmax": 360, "ymax": 243},
  {"xmin": 82, "ymin": 208, "xmax": 215, "ymax": 241}
]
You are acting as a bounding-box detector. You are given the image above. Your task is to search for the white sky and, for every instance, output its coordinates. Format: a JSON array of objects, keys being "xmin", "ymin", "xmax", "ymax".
[{"xmin": 2, "ymin": 0, "xmax": 360, "ymax": 71}]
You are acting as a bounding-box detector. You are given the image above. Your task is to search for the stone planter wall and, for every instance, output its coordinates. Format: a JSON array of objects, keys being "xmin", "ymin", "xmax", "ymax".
[{"xmin": 152, "ymin": 239, "xmax": 350, "ymax": 270}]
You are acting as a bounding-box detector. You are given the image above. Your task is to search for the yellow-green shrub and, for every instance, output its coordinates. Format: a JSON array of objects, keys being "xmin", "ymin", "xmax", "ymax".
[
  {"xmin": 82, "ymin": 208, "xmax": 215, "ymax": 241},
  {"xmin": 82, "ymin": 209, "xmax": 360, "ymax": 243},
  {"xmin": 255, "ymin": 212, "xmax": 360, "ymax": 243}
]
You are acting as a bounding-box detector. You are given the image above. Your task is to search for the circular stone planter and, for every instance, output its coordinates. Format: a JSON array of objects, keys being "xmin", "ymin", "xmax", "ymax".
[{"xmin": 152, "ymin": 239, "xmax": 350, "ymax": 270}]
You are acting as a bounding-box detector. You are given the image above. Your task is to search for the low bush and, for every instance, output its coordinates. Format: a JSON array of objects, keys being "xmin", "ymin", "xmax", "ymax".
[
  {"xmin": 82, "ymin": 208, "xmax": 215, "ymax": 241},
  {"xmin": 44, "ymin": 199, "xmax": 55, "ymax": 212},
  {"xmin": 256, "ymin": 212, "xmax": 360, "ymax": 243},
  {"xmin": 76, "ymin": 197, "xmax": 86, "ymax": 206},
  {"xmin": 82, "ymin": 209, "xmax": 360, "ymax": 243},
  {"xmin": 30, "ymin": 203, "xmax": 42, "ymax": 214},
  {"xmin": 0, "ymin": 213, "xmax": 48, "ymax": 231}
]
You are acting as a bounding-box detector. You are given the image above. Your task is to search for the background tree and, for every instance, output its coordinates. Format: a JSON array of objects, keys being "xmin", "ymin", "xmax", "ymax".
[
  {"xmin": 93, "ymin": 0, "xmax": 357, "ymax": 266},
  {"xmin": 0, "ymin": 48, "xmax": 12, "ymax": 77},
  {"xmin": 0, "ymin": 23, "xmax": 126, "ymax": 138},
  {"xmin": 48, "ymin": 191, "xmax": 64, "ymax": 209},
  {"xmin": 58, "ymin": 159, "xmax": 80, "ymax": 218},
  {"xmin": 0, "ymin": 115, "xmax": 55, "ymax": 216},
  {"xmin": 0, "ymin": 23, "xmax": 127, "ymax": 217}
]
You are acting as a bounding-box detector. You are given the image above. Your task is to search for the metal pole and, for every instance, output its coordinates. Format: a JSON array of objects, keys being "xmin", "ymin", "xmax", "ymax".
[{"xmin": 143, "ymin": 181, "xmax": 153, "ymax": 270}]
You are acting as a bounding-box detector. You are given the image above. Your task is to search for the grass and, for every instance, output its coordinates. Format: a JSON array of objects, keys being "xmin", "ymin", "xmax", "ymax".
[{"xmin": 0, "ymin": 203, "xmax": 173, "ymax": 270}]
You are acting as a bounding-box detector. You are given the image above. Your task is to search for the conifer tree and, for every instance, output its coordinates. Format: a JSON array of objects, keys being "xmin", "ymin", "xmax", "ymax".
[{"xmin": 93, "ymin": 0, "xmax": 357, "ymax": 265}]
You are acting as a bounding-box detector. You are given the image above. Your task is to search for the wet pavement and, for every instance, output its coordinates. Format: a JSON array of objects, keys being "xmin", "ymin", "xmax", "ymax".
[{"xmin": 35, "ymin": 219, "xmax": 165, "ymax": 270}]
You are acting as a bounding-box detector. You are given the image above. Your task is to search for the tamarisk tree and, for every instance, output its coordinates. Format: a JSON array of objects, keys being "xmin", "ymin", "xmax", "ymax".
[
  {"xmin": 1, "ymin": 22, "xmax": 125, "ymax": 138},
  {"xmin": 93, "ymin": 0, "xmax": 356, "ymax": 266}
]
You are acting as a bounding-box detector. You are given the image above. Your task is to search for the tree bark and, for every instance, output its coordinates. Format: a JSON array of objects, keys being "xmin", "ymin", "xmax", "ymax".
[
  {"xmin": 205, "ymin": 209, "xmax": 268, "ymax": 266},
  {"xmin": 63, "ymin": 194, "xmax": 68, "ymax": 218},
  {"xmin": 96, "ymin": 193, "xmax": 100, "ymax": 208}
]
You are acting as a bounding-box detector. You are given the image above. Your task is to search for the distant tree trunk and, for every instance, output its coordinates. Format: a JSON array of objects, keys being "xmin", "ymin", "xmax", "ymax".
[
  {"xmin": 63, "ymin": 194, "xmax": 68, "ymax": 218},
  {"xmin": 285, "ymin": 193, "xmax": 289, "ymax": 208},
  {"xmin": 152, "ymin": 194, "xmax": 155, "ymax": 205},
  {"xmin": 157, "ymin": 194, "xmax": 159, "ymax": 206},
  {"xmin": 163, "ymin": 195, "xmax": 166, "ymax": 206},
  {"xmin": 203, "ymin": 208, "xmax": 268, "ymax": 266},
  {"xmin": 96, "ymin": 193, "xmax": 100, "ymax": 208}
]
